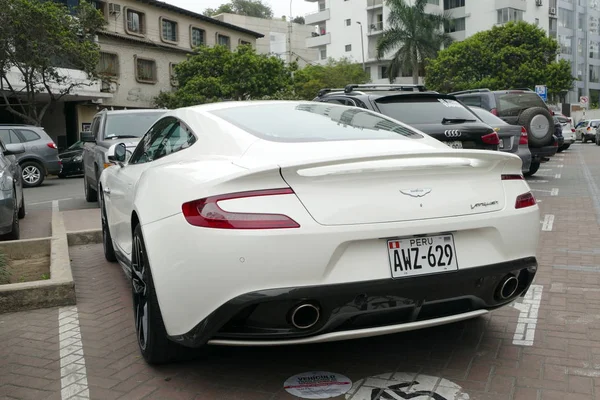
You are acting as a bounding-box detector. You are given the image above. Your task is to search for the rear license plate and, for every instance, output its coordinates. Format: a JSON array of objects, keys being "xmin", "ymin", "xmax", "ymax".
[
  {"xmin": 387, "ymin": 235, "xmax": 458, "ymax": 279},
  {"xmin": 445, "ymin": 141, "xmax": 462, "ymax": 149}
]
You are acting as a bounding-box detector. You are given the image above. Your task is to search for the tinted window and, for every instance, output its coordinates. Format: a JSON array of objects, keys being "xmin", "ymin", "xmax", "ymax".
[
  {"xmin": 470, "ymin": 107, "xmax": 507, "ymax": 125},
  {"xmin": 67, "ymin": 141, "xmax": 84, "ymax": 151},
  {"xmin": 104, "ymin": 112, "xmax": 166, "ymax": 139},
  {"xmin": 458, "ymin": 95, "xmax": 482, "ymax": 108},
  {"xmin": 494, "ymin": 92, "xmax": 547, "ymax": 116},
  {"xmin": 0, "ymin": 129, "xmax": 20, "ymax": 144},
  {"xmin": 209, "ymin": 102, "xmax": 423, "ymax": 142},
  {"xmin": 16, "ymin": 129, "xmax": 41, "ymax": 142},
  {"xmin": 374, "ymin": 97, "xmax": 477, "ymax": 125},
  {"xmin": 151, "ymin": 122, "xmax": 196, "ymax": 161}
]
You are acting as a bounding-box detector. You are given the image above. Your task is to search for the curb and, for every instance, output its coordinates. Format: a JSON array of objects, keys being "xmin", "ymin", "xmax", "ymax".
[
  {"xmin": 67, "ymin": 229, "xmax": 102, "ymax": 246},
  {"xmin": 0, "ymin": 206, "xmax": 77, "ymax": 313}
]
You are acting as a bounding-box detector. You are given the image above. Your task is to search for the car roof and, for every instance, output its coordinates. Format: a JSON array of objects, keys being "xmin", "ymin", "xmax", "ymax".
[
  {"xmin": 100, "ymin": 109, "xmax": 168, "ymax": 115},
  {"xmin": 0, "ymin": 124, "xmax": 42, "ymax": 128},
  {"xmin": 316, "ymin": 83, "xmax": 434, "ymax": 98}
]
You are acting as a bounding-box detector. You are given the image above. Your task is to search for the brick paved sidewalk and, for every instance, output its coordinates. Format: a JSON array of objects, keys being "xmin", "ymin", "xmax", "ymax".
[{"xmin": 2, "ymin": 143, "xmax": 600, "ymax": 399}]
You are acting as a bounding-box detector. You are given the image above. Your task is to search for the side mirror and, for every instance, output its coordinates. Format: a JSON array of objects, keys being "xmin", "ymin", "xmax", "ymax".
[
  {"xmin": 107, "ymin": 143, "xmax": 127, "ymax": 166},
  {"xmin": 4, "ymin": 143, "xmax": 25, "ymax": 156},
  {"xmin": 81, "ymin": 132, "xmax": 95, "ymax": 143}
]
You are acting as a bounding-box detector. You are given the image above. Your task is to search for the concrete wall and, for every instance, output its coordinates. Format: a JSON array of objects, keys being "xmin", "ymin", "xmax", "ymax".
[{"xmin": 212, "ymin": 13, "xmax": 318, "ymax": 66}]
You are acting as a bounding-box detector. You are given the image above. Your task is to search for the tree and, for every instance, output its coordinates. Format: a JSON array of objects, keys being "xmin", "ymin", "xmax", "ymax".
[
  {"xmin": 292, "ymin": 16, "xmax": 305, "ymax": 24},
  {"xmin": 376, "ymin": 0, "xmax": 453, "ymax": 84},
  {"xmin": 424, "ymin": 21, "xmax": 575, "ymax": 97},
  {"xmin": 292, "ymin": 58, "xmax": 370, "ymax": 100},
  {"xmin": 0, "ymin": 0, "xmax": 105, "ymax": 126},
  {"xmin": 204, "ymin": 0, "xmax": 273, "ymax": 19},
  {"xmin": 155, "ymin": 45, "xmax": 295, "ymax": 108}
]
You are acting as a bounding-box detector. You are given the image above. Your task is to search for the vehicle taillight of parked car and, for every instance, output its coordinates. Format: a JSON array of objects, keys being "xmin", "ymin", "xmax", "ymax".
[{"xmin": 519, "ymin": 127, "xmax": 528, "ymax": 145}]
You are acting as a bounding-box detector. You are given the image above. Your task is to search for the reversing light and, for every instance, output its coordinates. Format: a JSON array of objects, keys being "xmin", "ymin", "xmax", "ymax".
[
  {"xmin": 182, "ymin": 188, "xmax": 300, "ymax": 229},
  {"xmin": 515, "ymin": 192, "xmax": 536, "ymax": 209}
]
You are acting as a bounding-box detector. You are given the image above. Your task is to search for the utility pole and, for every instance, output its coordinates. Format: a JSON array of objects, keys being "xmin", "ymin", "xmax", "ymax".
[{"xmin": 356, "ymin": 21, "xmax": 365, "ymax": 71}]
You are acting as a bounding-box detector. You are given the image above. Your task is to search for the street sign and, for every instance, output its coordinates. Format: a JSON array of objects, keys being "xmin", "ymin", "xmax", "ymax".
[
  {"xmin": 580, "ymin": 96, "xmax": 589, "ymax": 107},
  {"xmin": 535, "ymin": 85, "xmax": 547, "ymax": 102}
]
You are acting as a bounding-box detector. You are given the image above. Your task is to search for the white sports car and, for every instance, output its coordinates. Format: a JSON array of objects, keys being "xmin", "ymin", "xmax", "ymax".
[{"xmin": 99, "ymin": 100, "xmax": 540, "ymax": 364}]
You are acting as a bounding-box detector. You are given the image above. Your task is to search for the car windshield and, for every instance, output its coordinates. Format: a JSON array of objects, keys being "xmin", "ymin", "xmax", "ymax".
[
  {"xmin": 591, "ymin": 120, "xmax": 600, "ymax": 127},
  {"xmin": 67, "ymin": 141, "xmax": 83, "ymax": 151},
  {"xmin": 104, "ymin": 112, "xmax": 166, "ymax": 139},
  {"xmin": 373, "ymin": 96, "xmax": 477, "ymax": 125},
  {"xmin": 209, "ymin": 102, "xmax": 424, "ymax": 142},
  {"xmin": 469, "ymin": 107, "xmax": 507, "ymax": 126},
  {"xmin": 495, "ymin": 92, "xmax": 547, "ymax": 116}
]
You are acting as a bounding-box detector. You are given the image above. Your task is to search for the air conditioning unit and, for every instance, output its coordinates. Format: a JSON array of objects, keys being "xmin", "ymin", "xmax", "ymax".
[
  {"xmin": 536, "ymin": 0, "xmax": 543, "ymax": 6},
  {"xmin": 549, "ymin": 7, "xmax": 556, "ymax": 15},
  {"xmin": 108, "ymin": 3, "xmax": 121, "ymax": 14}
]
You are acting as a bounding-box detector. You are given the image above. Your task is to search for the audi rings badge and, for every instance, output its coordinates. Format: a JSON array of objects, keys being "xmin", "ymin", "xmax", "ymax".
[{"xmin": 444, "ymin": 130, "xmax": 462, "ymax": 138}]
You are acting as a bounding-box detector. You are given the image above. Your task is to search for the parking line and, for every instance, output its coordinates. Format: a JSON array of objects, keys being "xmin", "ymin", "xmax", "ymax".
[
  {"xmin": 528, "ymin": 180, "xmax": 549, "ymax": 183},
  {"xmin": 555, "ymin": 174, "xmax": 561, "ymax": 179},
  {"xmin": 556, "ymin": 164, "xmax": 564, "ymax": 168},
  {"xmin": 551, "ymin": 188, "xmax": 559, "ymax": 196},
  {"xmin": 542, "ymin": 214, "xmax": 554, "ymax": 231},
  {"xmin": 512, "ymin": 284, "xmax": 543, "ymax": 346}
]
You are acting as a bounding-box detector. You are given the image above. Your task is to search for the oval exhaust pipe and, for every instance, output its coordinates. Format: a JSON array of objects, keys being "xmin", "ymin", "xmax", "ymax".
[
  {"xmin": 290, "ymin": 303, "xmax": 320, "ymax": 330},
  {"xmin": 498, "ymin": 275, "xmax": 519, "ymax": 300}
]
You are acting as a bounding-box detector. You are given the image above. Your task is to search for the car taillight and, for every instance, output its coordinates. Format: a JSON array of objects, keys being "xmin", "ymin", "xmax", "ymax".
[
  {"xmin": 519, "ymin": 127, "xmax": 528, "ymax": 145},
  {"xmin": 490, "ymin": 108, "xmax": 498, "ymax": 116},
  {"xmin": 515, "ymin": 192, "xmax": 536, "ymax": 209},
  {"xmin": 571, "ymin": 128, "xmax": 576, "ymax": 133},
  {"xmin": 47, "ymin": 142, "xmax": 57, "ymax": 149},
  {"xmin": 482, "ymin": 132, "xmax": 500, "ymax": 145},
  {"xmin": 181, "ymin": 188, "xmax": 300, "ymax": 229},
  {"xmin": 501, "ymin": 174, "xmax": 524, "ymax": 180}
]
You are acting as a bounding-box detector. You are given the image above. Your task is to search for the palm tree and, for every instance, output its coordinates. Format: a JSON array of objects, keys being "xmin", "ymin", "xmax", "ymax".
[{"xmin": 376, "ymin": 0, "xmax": 453, "ymax": 84}]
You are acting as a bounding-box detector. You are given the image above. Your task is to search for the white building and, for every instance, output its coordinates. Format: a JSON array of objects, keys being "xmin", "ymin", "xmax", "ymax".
[
  {"xmin": 304, "ymin": 0, "xmax": 586, "ymax": 103},
  {"xmin": 212, "ymin": 13, "xmax": 319, "ymax": 66}
]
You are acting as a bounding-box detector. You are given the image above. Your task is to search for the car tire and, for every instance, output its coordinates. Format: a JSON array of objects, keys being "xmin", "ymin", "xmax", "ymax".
[
  {"xmin": 583, "ymin": 136, "xmax": 588, "ymax": 144},
  {"xmin": 84, "ymin": 174, "xmax": 97, "ymax": 202},
  {"xmin": 20, "ymin": 161, "xmax": 45, "ymax": 188},
  {"xmin": 58, "ymin": 173, "xmax": 66, "ymax": 179},
  {"xmin": 18, "ymin": 193, "xmax": 25, "ymax": 220},
  {"xmin": 557, "ymin": 146, "xmax": 564, "ymax": 153},
  {"xmin": 131, "ymin": 224, "xmax": 186, "ymax": 365},
  {"xmin": 524, "ymin": 161, "xmax": 540, "ymax": 177},
  {"xmin": 100, "ymin": 192, "xmax": 116, "ymax": 263},
  {"xmin": 564, "ymin": 144, "xmax": 571, "ymax": 150},
  {"xmin": 518, "ymin": 107, "xmax": 554, "ymax": 148},
  {"xmin": 1, "ymin": 194, "xmax": 19, "ymax": 241}
]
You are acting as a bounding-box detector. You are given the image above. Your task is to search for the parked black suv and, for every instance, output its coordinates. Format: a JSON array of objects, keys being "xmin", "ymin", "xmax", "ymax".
[
  {"xmin": 449, "ymin": 89, "xmax": 558, "ymax": 175},
  {"xmin": 313, "ymin": 84, "xmax": 500, "ymax": 151}
]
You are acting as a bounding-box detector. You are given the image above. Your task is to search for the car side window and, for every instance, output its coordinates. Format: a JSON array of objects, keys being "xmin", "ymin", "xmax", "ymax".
[
  {"xmin": 0, "ymin": 129, "xmax": 20, "ymax": 144},
  {"xmin": 16, "ymin": 129, "xmax": 41, "ymax": 142},
  {"xmin": 128, "ymin": 117, "xmax": 176, "ymax": 165},
  {"xmin": 152, "ymin": 122, "xmax": 196, "ymax": 161}
]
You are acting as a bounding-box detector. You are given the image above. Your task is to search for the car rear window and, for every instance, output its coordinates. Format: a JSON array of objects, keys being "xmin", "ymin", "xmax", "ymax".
[
  {"xmin": 494, "ymin": 92, "xmax": 546, "ymax": 116},
  {"xmin": 209, "ymin": 102, "xmax": 423, "ymax": 143},
  {"xmin": 373, "ymin": 96, "xmax": 478, "ymax": 125},
  {"xmin": 469, "ymin": 107, "xmax": 507, "ymax": 126}
]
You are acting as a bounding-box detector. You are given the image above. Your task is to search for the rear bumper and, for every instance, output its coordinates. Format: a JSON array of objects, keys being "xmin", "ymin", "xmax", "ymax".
[
  {"xmin": 59, "ymin": 160, "xmax": 83, "ymax": 176},
  {"xmin": 170, "ymin": 257, "xmax": 537, "ymax": 348},
  {"xmin": 530, "ymin": 144, "xmax": 558, "ymax": 161},
  {"xmin": 45, "ymin": 160, "xmax": 62, "ymax": 175}
]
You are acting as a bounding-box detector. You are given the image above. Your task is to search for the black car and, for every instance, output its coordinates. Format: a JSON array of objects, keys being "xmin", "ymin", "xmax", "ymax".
[
  {"xmin": 448, "ymin": 88, "xmax": 559, "ymax": 176},
  {"xmin": 58, "ymin": 140, "xmax": 84, "ymax": 178},
  {"xmin": 313, "ymin": 84, "xmax": 500, "ymax": 151}
]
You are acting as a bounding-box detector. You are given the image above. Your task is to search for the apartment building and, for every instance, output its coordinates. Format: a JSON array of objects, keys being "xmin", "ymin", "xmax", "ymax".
[
  {"xmin": 212, "ymin": 13, "xmax": 319, "ymax": 66},
  {"xmin": 0, "ymin": 0, "xmax": 262, "ymax": 148},
  {"xmin": 304, "ymin": 0, "xmax": 586, "ymax": 103}
]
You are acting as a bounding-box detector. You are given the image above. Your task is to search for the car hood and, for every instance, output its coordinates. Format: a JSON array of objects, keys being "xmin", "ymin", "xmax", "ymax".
[{"xmin": 59, "ymin": 150, "xmax": 83, "ymax": 158}]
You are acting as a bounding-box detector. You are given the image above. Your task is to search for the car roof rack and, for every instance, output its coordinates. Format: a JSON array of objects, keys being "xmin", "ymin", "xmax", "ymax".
[
  {"xmin": 448, "ymin": 88, "xmax": 491, "ymax": 95},
  {"xmin": 507, "ymin": 88, "xmax": 534, "ymax": 92},
  {"xmin": 317, "ymin": 84, "xmax": 429, "ymax": 97}
]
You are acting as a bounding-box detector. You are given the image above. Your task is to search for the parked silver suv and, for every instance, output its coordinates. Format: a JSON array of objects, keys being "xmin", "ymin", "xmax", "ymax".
[{"xmin": 0, "ymin": 125, "xmax": 61, "ymax": 187}]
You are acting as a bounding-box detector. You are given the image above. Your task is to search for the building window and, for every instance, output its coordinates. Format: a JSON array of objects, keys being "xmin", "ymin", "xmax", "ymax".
[
  {"xmin": 381, "ymin": 65, "xmax": 388, "ymax": 79},
  {"xmin": 345, "ymin": 19, "xmax": 351, "ymax": 26},
  {"xmin": 497, "ymin": 8, "xmax": 524, "ymax": 24},
  {"xmin": 170, "ymin": 63, "xmax": 178, "ymax": 86},
  {"xmin": 161, "ymin": 18, "xmax": 178, "ymax": 42},
  {"xmin": 443, "ymin": 0, "xmax": 464, "ymax": 10},
  {"xmin": 590, "ymin": 65, "xmax": 600, "ymax": 83},
  {"xmin": 558, "ymin": 8, "xmax": 573, "ymax": 29},
  {"xmin": 365, "ymin": 66, "xmax": 371, "ymax": 78},
  {"xmin": 126, "ymin": 9, "xmax": 145, "ymax": 34},
  {"xmin": 97, "ymin": 52, "xmax": 118, "ymax": 76},
  {"xmin": 191, "ymin": 27, "xmax": 205, "ymax": 47},
  {"xmin": 135, "ymin": 57, "xmax": 157, "ymax": 83},
  {"xmin": 217, "ymin": 34, "xmax": 231, "ymax": 49},
  {"xmin": 427, "ymin": 0, "xmax": 440, "ymax": 4},
  {"xmin": 320, "ymin": 48, "xmax": 327, "ymax": 60},
  {"xmin": 591, "ymin": 40, "xmax": 600, "ymax": 59},
  {"xmin": 579, "ymin": 13, "xmax": 585, "ymax": 31},
  {"xmin": 535, "ymin": 18, "xmax": 539, "ymax": 26},
  {"xmin": 345, "ymin": 44, "xmax": 352, "ymax": 51},
  {"xmin": 90, "ymin": 0, "xmax": 107, "ymax": 17},
  {"xmin": 558, "ymin": 34, "xmax": 573, "ymax": 55},
  {"xmin": 240, "ymin": 40, "xmax": 251, "ymax": 46},
  {"xmin": 444, "ymin": 17, "xmax": 465, "ymax": 33}
]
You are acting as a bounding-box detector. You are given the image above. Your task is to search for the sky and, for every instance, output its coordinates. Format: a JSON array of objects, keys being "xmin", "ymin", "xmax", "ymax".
[{"xmin": 162, "ymin": 0, "xmax": 317, "ymax": 19}]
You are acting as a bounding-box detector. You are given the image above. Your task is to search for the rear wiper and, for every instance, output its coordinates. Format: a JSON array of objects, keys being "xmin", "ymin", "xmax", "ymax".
[
  {"xmin": 105, "ymin": 135, "xmax": 139, "ymax": 139},
  {"xmin": 442, "ymin": 118, "xmax": 477, "ymax": 124}
]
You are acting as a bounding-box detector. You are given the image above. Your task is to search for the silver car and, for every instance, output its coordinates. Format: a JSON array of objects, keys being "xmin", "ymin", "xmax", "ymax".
[
  {"xmin": 469, "ymin": 106, "xmax": 533, "ymax": 174},
  {"xmin": 0, "ymin": 140, "xmax": 25, "ymax": 240},
  {"xmin": 0, "ymin": 125, "xmax": 61, "ymax": 187}
]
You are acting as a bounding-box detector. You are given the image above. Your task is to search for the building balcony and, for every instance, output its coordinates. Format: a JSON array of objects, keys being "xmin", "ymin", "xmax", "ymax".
[
  {"xmin": 495, "ymin": 0, "xmax": 527, "ymax": 11},
  {"xmin": 306, "ymin": 32, "xmax": 331, "ymax": 48},
  {"xmin": 368, "ymin": 21, "xmax": 384, "ymax": 35},
  {"xmin": 367, "ymin": 0, "xmax": 383, "ymax": 9},
  {"xmin": 305, "ymin": 8, "xmax": 330, "ymax": 25}
]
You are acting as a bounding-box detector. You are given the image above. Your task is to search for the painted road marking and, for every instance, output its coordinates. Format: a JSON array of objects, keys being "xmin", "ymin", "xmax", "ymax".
[
  {"xmin": 528, "ymin": 180, "xmax": 549, "ymax": 183},
  {"xmin": 556, "ymin": 164, "xmax": 564, "ymax": 168},
  {"xmin": 542, "ymin": 214, "xmax": 554, "ymax": 231},
  {"xmin": 555, "ymin": 173, "xmax": 562, "ymax": 179},
  {"xmin": 551, "ymin": 188, "xmax": 559, "ymax": 196},
  {"xmin": 512, "ymin": 284, "xmax": 543, "ymax": 346},
  {"xmin": 59, "ymin": 306, "xmax": 89, "ymax": 399},
  {"xmin": 29, "ymin": 197, "xmax": 84, "ymax": 206}
]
